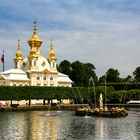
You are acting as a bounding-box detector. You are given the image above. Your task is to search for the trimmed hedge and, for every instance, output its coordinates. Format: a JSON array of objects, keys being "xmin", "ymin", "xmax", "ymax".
[
  {"xmin": 0, "ymin": 86, "xmax": 113, "ymax": 100},
  {"xmin": 0, "ymin": 86, "xmax": 139, "ymax": 104}
]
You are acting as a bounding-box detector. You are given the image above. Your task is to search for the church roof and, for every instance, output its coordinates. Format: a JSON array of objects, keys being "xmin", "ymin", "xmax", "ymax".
[
  {"xmin": 1, "ymin": 69, "xmax": 26, "ymax": 74},
  {"xmin": 57, "ymin": 72, "xmax": 73, "ymax": 83},
  {"xmin": 0, "ymin": 69, "xmax": 30, "ymax": 81}
]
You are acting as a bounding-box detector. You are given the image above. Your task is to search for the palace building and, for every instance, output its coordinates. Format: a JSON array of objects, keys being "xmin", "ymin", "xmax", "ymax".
[{"xmin": 0, "ymin": 22, "xmax": 72, "ymax": 87}]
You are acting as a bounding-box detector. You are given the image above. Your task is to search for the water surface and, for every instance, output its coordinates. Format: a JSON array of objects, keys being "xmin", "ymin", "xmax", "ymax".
[{"xmin": 0, "ymin": 109, "xmax": 140, "ymax": 140}]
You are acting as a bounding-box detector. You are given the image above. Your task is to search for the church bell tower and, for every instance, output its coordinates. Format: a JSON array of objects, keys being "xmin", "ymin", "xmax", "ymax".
[
  {"xmin": 48, "ymin": 39, "xmax": 57, "ymax": 71},
  {"xmin": 27, "ymin": 21, "xmax": 43, "ymax": 70}
]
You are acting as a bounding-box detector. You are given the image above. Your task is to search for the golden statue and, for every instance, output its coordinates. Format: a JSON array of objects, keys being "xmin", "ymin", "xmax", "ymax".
[{"xmin": 99, "ymin": 93, "xmax": 103, "ymax": 110}]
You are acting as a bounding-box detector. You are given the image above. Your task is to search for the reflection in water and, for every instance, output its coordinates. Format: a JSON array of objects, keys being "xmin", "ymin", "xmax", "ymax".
[
  {"xmin": 0, "ymin": 112, "xmax": 30, "ymax": 140},
  {"xmin": 66, "ymin": 117, "xmax": 96, "ymax": 139},
  {"xmin": 97, "ymin": 118, "xmax": 104, "ymax": 139},
  {"xmin": 28, "ymin": 112, "xmax": 58, "ymax": 140},
  {"xmin": 0, "ymin": 112, "xmax": 59, "ymax": 140},
  {"xmin": 107, "ymin": 119, "xmax": 122, "ymax": 139},
  {"xmin": 0, "ymin": 110, "xmax": 140, "ymax": 140},
  {"xmin": 136, "ymin": 121, "xmax": 140, "ymax": 140}
]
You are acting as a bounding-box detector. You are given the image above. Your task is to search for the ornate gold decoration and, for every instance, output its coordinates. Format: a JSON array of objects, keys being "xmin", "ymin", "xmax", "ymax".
[
  {"xmin": 28, "ymin": 21, "xmax": 43, "ymax": 55},
  {"xmin": 29, "ymin": 41, "xmax": 36, "ymax": 55},
  {"xmin": 15, "ymin": 39, "xmax": 22, "ymax": 58},
  {"xmin": 48, "ymin": 39, "xmax": 56, "ymax": 61}
]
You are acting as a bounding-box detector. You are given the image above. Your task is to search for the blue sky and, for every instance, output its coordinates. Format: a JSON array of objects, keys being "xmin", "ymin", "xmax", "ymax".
[{"xmin": 0, "ymin": 0, "xmax": 140, "ymax": 77}]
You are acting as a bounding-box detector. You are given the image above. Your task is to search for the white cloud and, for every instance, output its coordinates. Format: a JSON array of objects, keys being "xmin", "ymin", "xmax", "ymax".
[{"xmin": 0, "ymin": 0, "xmax": 140, "ymax": 78}]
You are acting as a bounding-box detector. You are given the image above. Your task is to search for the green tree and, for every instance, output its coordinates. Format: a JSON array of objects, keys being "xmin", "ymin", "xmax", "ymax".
[
  {"xmin": 58, "ymin": 60, "xmax": 98, "ymax": 87},
  {"xmin": 71, "ymin": 61, "xmax": 85, "ymax": 86},
  {"xmin": 57, "ymin": 60, "xmax": 72, "ymax": 76},
  {"xmin": 98, "ymin": 75, "xmax": 106, "ymax": 83},
  {"xmin": 133, "ymin": 66, "xmax": 140, "ymax": 82},
  {"xmin": 71, "ymin": 61, "xmax": 98, "ymax": 87},
  {"xmin": 83, "ymin": 63, "xmax": 98, "ymax": 86},
  {"xmin": 106, "ymin": 68, "xmax": 120, "ymax": 82}
]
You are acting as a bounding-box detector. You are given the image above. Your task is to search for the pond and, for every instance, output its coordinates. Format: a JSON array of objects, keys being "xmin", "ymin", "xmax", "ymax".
[{"xmin": 0, "ymin": 109, "xmax": 140, "ymax": 140}]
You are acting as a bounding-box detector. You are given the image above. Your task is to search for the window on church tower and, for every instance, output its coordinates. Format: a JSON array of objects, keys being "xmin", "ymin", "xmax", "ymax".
[
  {"xmin": 53, "ymin": 62, "xmax": 55, "ymax": 68},
  {"xmin": 37, "ymin": 48, "xmax": 38, "ymax": 52},
  {"xmin": 15, "ymin": 62, "xmax": 17, "ymax": 68},
  {"xmin": 34, "ymin": 60, "xmax": 36, "ymax": 66},
  {"xmin": 41, "ymin": 61, "xmax": 46, "ymax": 67},
  {"xmin": 29, "ymin": 60, "xmax": 32, "ymax": 66}
]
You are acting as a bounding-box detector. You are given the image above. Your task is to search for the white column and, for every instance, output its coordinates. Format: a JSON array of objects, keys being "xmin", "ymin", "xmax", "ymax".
[
  {"xmin": 34, "ymin": 76, "xmax": 36, "ymax": 86},
  {"xmin": 10, "ymin": 81, "xmax": 13, "ymax": 86},
  {"xmin": 54, "ymin": 77, "xmax": 57, "ymax": 86},
  {"xmin": 47, "ymin": 77, "xmax": 50, "ymax": 86},
  {"xmin": 30, "ymin": 76, "xmax": 33, "ymax": 86},
  {"xmin": 41, "ymin": 75, "xmax": 43, "ymax": 86},
  {"xmin": 31, "ymin": 75, "xmax": 36, "ymax": 86}
]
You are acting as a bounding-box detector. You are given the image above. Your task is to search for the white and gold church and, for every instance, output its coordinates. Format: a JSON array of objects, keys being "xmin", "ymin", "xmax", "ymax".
[{"xmin": 0, "ymin": 22, "xmax": 72, "ymax": 87}]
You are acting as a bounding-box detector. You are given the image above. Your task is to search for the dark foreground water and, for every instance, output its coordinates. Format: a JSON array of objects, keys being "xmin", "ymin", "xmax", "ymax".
[{"xmin": 0, "ymin": 109, "xmax": 140, "ymax": 140}]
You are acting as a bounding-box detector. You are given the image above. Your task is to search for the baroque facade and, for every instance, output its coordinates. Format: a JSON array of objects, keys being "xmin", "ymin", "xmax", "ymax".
[{"xmin": 0, "ymin": 22, "xmax": 72, "ymax": 87}]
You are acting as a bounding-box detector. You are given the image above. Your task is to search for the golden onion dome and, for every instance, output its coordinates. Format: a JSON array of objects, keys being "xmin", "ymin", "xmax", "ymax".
[
  {"xmin": 49, "ymin": 47, "xmax": 55, "ymax": 57},
  {"xmin": 48, "ymin": 39, "xmax": 55, "ymax": 59},
  {"xmin": 28, "ymin": 21, "xmax": 43, "ymax": 48},
  {"xmin": 16, "ymin": 50, "xmax": 22, "ymax": 57},
  {"xmin": 16, "ymin": 39, "xmax": 22, "ymax": 58},
  {"xmin": 28, "ymin": 34, "xmax": 43, "ymax": 42}
]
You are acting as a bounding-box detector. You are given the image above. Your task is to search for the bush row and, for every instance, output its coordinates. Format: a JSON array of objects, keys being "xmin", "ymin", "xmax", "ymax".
[
  {"xmin": 0, "ymin": 86, "xmax": 139, "ymax": 104},
  {"xmin": 99, "ymin": 82, "xmax": 140, "ymax": 90}
]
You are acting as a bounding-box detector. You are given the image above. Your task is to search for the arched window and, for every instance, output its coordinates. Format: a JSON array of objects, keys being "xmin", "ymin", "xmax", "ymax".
[
  {"xmin": 53, "ymin": 62, "xmax": 55, "ymax": 68},
  {"xmin": 43, "ymin": 77, "xmax": 46, "ymax": 80},
  {"xmin": 50, "ymin": 77, "xmax": 53, "ymax": 80},
  {"xmin": 29, "ymin": 60, "xmax": 32, "ymax": 66},
  {"xmin": 15, "ymin": 62, "xmax": 17, "ymax": 68},
  {"xmin": 36, "ymin": 48, "xmax": 39, "ymax": 52},
  {"xmin": 34, "ymin": 60, "xmax": 36, "ymax": 66},
  {"xmin": 37, "ymin": 77, "xmax": 40, "ymax": 80},
  {"xmin": 23, "ymin": 62, "xmax": 26, "ymax": 66}
]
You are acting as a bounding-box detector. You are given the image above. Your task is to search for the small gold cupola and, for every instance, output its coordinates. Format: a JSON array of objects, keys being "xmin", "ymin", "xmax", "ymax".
[
  {"xmin": 14, "ymin": 39, "xmax": 23, "ymax": 69},
  {"xmin": 16, "ymin": 39, "xmax": 22, "ymax": 59},
  {"xmin": 48, "ymin": 39, "xmax": 56, "ymax": 61},
  {"xmin": 28, "ymin": 21, "xmax": 43, "ymax": 55}
]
